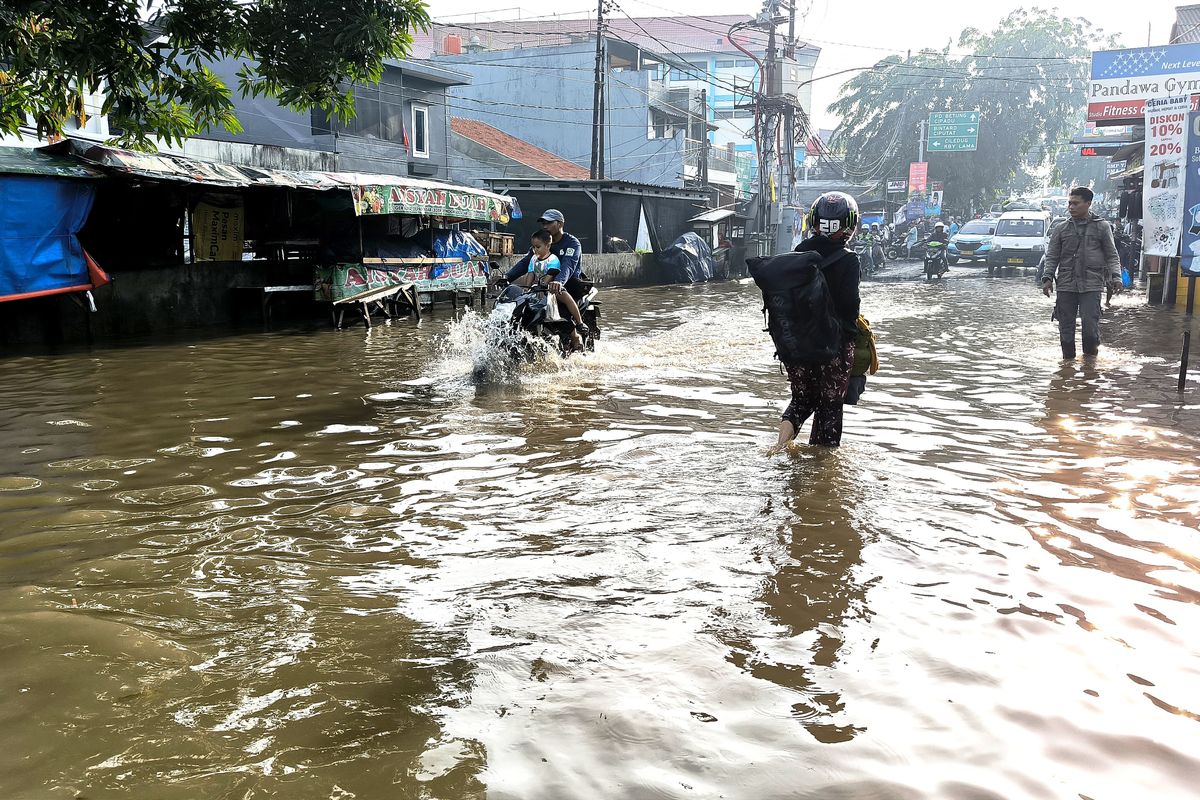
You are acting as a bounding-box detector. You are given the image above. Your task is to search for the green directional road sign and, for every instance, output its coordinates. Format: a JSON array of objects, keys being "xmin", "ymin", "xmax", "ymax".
[
  {"xmin": 929, "ymin": 111, "xmax": 980, "ymax": 125},
  {"xmin": 927, "ymin": 110, "xmax": 980, "ymax": 152}
]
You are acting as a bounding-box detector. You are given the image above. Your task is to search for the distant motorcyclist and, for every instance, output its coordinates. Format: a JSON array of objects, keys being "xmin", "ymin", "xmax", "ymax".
[{"xmin": 904, "ymin": 225, "xmax": 919, "ymax": 259}]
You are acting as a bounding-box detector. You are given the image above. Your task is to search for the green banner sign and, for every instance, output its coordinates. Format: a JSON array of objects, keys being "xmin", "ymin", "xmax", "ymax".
[
  {"xmin": 928, "ymin": 136, "xmax": 978, "ymax": 152},
  {"xmin": 929, "ymin": 111, "xmax": 980, "ymax": 125},
  {"xmin": 350, "ymin": 184, "xmax": 511, "ymax": 223},
  {"xmin": 928, "ymin": 123, "xmax": 978, "ymax": 138}
]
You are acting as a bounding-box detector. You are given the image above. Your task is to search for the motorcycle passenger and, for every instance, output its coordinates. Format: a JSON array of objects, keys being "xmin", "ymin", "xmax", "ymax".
[
  {"xmin": 869, "ymin": 223, "xmax": 885, "ymax": 270},
  {"xmin": 504, "ymin": 209, "xmax": 590, "ymax": 349},
  {"xmin": 770, "ymin": 191, "xmax": 861, "ymax": 450},
  {"xmin": 510, "ymin": 230, "xmax": 560, "ymax": 286}
]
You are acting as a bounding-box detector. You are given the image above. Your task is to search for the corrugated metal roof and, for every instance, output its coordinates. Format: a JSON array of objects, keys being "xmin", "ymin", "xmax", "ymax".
[
  {"xmin": 1173, "ymin": 5, "xmax": 1200, "ymax": 42},
  {"xmin": 32, "ymin": 139, "xmax": 518, "ymax": 223},
  {"xmin": 0, "ymin": 146, "xmax": 103, "ymax": 179},
  {"xmin": 688, "ymin": 208, "xmax": 736, "ymax": 223}
]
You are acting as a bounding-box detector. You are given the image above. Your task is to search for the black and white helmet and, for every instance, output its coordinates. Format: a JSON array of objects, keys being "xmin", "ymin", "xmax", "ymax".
[{"xmin": 808, "ymin": 192, "xmax": 859, "ymax": 239}]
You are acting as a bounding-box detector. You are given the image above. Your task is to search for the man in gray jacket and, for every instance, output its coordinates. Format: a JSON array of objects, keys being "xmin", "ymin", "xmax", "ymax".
[{"xmin": 1041, "ymin": 186, "xmax": 1121, "ymax": 358}]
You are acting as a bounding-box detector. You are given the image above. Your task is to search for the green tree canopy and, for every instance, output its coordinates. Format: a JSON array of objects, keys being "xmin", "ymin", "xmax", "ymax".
[
  {"xmin": 0, "ymin": 0, "xmax": 430, "ymax": 149},
  {"xmin": 827, "ymin": 9, "xmax": 1119, "ymax": 210}
]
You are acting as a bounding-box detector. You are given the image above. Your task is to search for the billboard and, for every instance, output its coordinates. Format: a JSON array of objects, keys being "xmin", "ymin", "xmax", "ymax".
[
  {"xmin": 1088, "ymin": 44, "xmax": 1200, "ymax": 124},
  {"xmin": 908, "ymin": 162, "xmax": 928, "ymax": 194},
  {"xmin": 1143, "ymin": 96, "xmax": 1189, "ymax": 257},
  {"xmin": 886, "ymin": 179, "xmax": 907, "ymax": 193}
]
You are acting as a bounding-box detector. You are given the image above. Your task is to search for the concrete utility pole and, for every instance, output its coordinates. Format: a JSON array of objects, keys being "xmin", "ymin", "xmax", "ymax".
[
  {"xmin": 755, "ymin": 0, "xmax": 781, "ymax": 256},
  {"xmin": 699, "ymin": 88, "xmax": 710, "ymax": 191},
  {"xmin": 590, "ymin": 0, "xmax": 607, "ymax": 180}
]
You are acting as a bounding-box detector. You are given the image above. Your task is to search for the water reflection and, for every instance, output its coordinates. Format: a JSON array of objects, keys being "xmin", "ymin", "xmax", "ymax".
[{"xmin": 2, "ymin": 279, "xmax": 1199, "ymax": 799}]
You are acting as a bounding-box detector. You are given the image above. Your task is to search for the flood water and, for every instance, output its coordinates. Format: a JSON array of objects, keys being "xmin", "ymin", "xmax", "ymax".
[{"xmin": 2, "ymin": 276, "xmax": 1199, "ymax": 799}]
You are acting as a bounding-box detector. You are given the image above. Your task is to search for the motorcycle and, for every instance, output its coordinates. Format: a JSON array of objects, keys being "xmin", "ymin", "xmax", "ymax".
[
  {"xmin": 924, "ymin": 241, "xmax": 949, "ymax": 280},
  {"xmin": 491, "ymin": 280, "xmax": 601, "ymax": 359}
]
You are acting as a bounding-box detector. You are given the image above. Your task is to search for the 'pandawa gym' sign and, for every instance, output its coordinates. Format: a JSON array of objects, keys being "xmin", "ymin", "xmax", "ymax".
[{"xmin": 1089, "ymin": 44, "xmax": 1200, "ymax": 124}]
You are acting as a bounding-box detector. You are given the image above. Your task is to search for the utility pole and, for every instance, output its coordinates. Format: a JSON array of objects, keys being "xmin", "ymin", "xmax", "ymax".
[
  {"xmin": 756, "ymin": 0, "xmax": 781, "ymax": 256},
  {"xmin": 918, "ymin": 118, "xmax": 926, "ymax": 163},
  {"xmin": 698, "ymin": 88, "xmax": 710, "ymax": 192},
  {"xmin": 590, "ymin": 0, "xmax": 606, "ymax": 180}
]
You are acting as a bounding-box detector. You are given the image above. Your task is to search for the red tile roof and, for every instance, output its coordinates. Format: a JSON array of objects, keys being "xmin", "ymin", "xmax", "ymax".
[{"xmin": 450, "ymin": 117, "xmax": 591, "ymax": 180}]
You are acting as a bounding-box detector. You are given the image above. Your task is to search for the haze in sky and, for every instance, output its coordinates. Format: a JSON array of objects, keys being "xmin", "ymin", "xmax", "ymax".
[{"xmin": 423, "ymin": 0, "xmax": 1184, "ymax": 128}]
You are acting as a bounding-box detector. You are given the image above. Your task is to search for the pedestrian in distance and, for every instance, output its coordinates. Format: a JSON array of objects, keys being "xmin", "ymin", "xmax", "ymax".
[
  {"xmin": 748, "ymin": 192, "xmax": 861, "ymax": 452},
  {"xmin": 1041, "ymin": 186, "xmax": 1122, "ymax": 359}
]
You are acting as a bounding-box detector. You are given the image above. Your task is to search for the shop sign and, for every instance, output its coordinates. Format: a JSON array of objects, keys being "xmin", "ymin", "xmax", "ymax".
[
  {"xmin": 1182, "ymin": 107, "xmax": 1200, "ymax": 275},
  {"xmin": 1106, "ymin": 159, "xmax": 1128, "ymax": 178},
  {"xmin": 193, "ymin": 193, "xmax": 244, "ymax": 262},
  {"xmin": 1143, "ymin": 96, "xmax": 1190, "ymax": 257},
  {"xmin": 886, "ymin": 179, "xmax": 907, "ymax": 193},
  {"xmin": 351, "ymin": 184, "xmax": 510, "ymax": 223},
  {"xmin": 1089, "ymin": 44, "xmax": 1200, "ymax": 124}
]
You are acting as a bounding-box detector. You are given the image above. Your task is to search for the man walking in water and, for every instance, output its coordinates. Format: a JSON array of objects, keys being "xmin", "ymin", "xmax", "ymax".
[{"xmin": 1041, "ymin": 187, "xmax": 1121, "ymax": 359}]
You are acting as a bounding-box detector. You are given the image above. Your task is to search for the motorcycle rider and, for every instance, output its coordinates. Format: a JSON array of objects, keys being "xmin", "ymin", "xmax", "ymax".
[
  {"xmin": 504, "ymin": 209, "xmax": 590, "ymax": 349},
  {"xmin": 904, "ymin": 224, "xmax": 919, "ymax": 259},
  {"xmin": 927, "ymin": 221, "xmax": 950, "ymax": 276}
]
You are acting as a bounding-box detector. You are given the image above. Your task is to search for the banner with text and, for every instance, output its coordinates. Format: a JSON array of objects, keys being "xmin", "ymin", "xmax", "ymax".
[
  {"xmin": 1143, "ymin": 96, "xmax": 1190, "ymax": 257},
  {"xmin": 1088, "ymin": 44, "xmax": 1200, "ymax": 125},
  {"xmin": 193, "ymin": 194, "xmax": 244, "ymax": 262},
  {"xmin": 908, "ymin": 162, "xmax": 928, "ymax": 194},
  {"xmin": 1182, "ymin": 106, "xmax": 1200, "ymax": 275}
]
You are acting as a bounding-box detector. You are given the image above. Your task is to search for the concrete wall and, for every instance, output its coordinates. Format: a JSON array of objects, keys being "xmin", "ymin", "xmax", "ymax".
[
  {"xmin": 495, "ymin": 252, "xmax": 663, "ymax": 286},
  {"xmin": 435, "ymin": 45, "xmax": 686, "ymax": 187},
  {"xmin": 0, "ymin": 260, "xmax": 316, "ymax": 347}
]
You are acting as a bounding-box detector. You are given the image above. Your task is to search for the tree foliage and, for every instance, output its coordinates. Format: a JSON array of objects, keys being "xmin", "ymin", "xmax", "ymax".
[
  {"xmin": 0, "ymin": 0, "xmax": 431, "ymax": 148},
  {"xmin": 828, "ymin": 9, "xmax": 1119, "ymax": 210}
]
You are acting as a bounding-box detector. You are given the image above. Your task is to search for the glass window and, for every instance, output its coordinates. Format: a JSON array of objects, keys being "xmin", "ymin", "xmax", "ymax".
[
  {"xmin": 412, "ymin": 104, "xmax": 428, "ymax": 158},
  {"xmin": 995, "ymin": 218, "xmax": 1044, "ymax": 237},
  {"xmin": 716, "ymin": 60, "xmax": 734, "ymax": 68},
  {"xmin": 959, "ymin": 221, "xmax": 992, "ymax": 235},
  {"xmin": 736, "ymin": 59, "xmax": 754, "ymax": 67}
]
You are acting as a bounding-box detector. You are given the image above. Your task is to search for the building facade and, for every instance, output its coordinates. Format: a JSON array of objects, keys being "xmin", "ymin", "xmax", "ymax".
[{"xmin": 196, "ymin": 58, "xmax": 470, "ymax": 179}]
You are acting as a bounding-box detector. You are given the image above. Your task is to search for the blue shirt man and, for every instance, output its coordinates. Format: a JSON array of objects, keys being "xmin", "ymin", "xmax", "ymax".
[{"xmin": 505, "ymin": 209, "xmax": 583, "ymax": 285}]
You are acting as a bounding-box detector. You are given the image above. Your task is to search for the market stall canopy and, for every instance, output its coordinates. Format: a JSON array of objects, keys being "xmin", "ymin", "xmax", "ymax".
[
  {"xmin": 37, "ymin": 139, "xmax": 518, "ymax": 224},
  {"xmin": 688, "ymin": 208, "xmax": 738, "ymax": 224},
  {"xmin": 0, "ymin": 146, "xmax": 103, "ymax": 179}
]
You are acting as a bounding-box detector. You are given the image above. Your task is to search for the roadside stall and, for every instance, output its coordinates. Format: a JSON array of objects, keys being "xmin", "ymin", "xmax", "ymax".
[
  {"xmin": 313, "ymin": 177, "xmax": 518, "ymax": 328},
  {"xmin": 0, "ymin": 148, "xmax": 111, "ymax": 312}
]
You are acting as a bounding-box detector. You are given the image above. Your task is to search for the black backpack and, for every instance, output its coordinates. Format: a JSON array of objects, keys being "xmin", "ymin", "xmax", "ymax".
[{"xmin": 747, "ymin": 248, "xmax": 848, "ymax": 365}]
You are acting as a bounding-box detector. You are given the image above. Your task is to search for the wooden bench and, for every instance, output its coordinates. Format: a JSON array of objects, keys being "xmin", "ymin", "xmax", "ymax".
[{"xmin": 331, "ymin": 282, "xmax": 420, "ymax": 329}]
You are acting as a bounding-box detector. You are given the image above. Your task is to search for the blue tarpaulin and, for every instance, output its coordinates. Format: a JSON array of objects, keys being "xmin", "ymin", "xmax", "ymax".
[{"xmin": 0, "ymin": 175, "xmax": 98, "ymax": 302}]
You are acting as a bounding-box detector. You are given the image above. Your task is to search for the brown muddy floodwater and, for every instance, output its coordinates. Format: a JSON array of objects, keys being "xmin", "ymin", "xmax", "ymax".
[{"xmin": 1, "ymin": 277, "xmax": 1199, "ymax": 800}]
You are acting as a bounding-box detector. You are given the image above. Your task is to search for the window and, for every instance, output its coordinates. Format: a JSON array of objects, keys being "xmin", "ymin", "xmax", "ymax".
[
  {"xmin": 736, "ymin": 59, "xmax": 754, "ymax": 67},
  {"xmin": 995, "ymin": 218, "xmax": 1045, "ymax": 237},
  {"xmin": 411, "ymin": 104, "xmax": 429, "ymax": 158},
  {"xmin": 714, "ymin": 109, "xmax": 735, "ymax": 120},
  {"xmin": 716, "ymin": 59, "xmax": 734, "ymax": 68},
  {"xmin": 960, "ymin": 221, "xmax": 992, "ymax": 236},
  {"xmin": 733, "ymin": 108, "xmax": 754, "ymax": 119}
]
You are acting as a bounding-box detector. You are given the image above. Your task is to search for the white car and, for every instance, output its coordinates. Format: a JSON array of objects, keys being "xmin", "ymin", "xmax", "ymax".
[{"xmin": 986, "ymin": 210, "xmax": 1050, "ymax": 275}]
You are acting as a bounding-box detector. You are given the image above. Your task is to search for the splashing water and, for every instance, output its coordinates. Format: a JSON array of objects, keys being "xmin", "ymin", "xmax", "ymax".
[{"xmin": 437, "ymin": 304, "xmax": 558, "ymax": 385}]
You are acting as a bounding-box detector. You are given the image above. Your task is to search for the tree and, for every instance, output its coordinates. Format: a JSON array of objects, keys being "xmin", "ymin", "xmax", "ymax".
[
  {"xmin": 0, "ymin": 0, "xmax": 431, "ymax": 149},
  {"xmin": 826, "ymin": 9, "xmax": 1119, "ymax": 211}
]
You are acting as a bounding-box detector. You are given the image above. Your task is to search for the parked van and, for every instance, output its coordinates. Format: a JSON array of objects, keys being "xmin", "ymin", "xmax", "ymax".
[{"xmin": 987, "ymin": 209, "xmax": 1050, "ymax": 275}]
